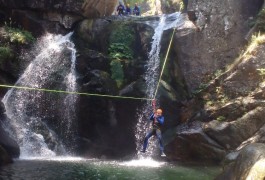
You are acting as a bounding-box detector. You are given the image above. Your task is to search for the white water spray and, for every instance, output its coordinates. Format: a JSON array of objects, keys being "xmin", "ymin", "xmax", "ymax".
[
  {"xmin": 135, "ymin": 12, "xmax": 185, "ymax": 157},
  {"xmin": 2, "ymin": 33, "xmax": 78, "ymax": 158}
]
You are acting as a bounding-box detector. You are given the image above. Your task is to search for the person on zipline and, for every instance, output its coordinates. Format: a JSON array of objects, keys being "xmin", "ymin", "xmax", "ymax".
[{"xmin": 140, "ymin": 100, "xmax": 166, "ymax": 157}]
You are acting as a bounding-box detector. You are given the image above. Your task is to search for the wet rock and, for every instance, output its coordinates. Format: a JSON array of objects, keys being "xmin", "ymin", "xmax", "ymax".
[
  {"xmin": 217, "ymin": 143, "xmax": 265, "ymax": 180},
  {"xmin": 75, "ymin": 19, "xmax": 110, "ymax": 51},
  {"xmin": 0, "ymin": 145, "xmax": 12, "ymax": 166},
  {"xmin": 119, "ymin": 79, "xmax": 146, "ymax": 98},
  {"xmin": 161, "ymin": 0, "xmax": 181, "ymax": 14},
  {"xmin": 174, "ymin": 0, "xmax": 263, "ymax": 91},
  {"xmin": 203, "ymin": 107, "xmax": 265, "ymax": 150},
  {"xmin": 75, "ymin": 49, "xmax": 110, "ymax": 74},
  {"xmin": 165, "ymin": 121, "xmax": 226, "ymax": 162},
  {"xmin": 0, "ymin": 0, "xmax": 117, "ymax": 18},
  {"xmin": 0, "ymin": 125, "xmax": 20, "ymax": 158},
  {"xmin": 0, "ymin": 0, "xmax": 118, "ymax": 33},
  {"xmin": 222, "ymin": 45, "xmax": 265, "ymax": 98},
  {"xmin": 237, "ymin": 124, "xmax": 265, "ymax": 151}
]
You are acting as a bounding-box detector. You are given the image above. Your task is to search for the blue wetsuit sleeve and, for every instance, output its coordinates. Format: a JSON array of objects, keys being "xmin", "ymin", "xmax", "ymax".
[
  {"xmin": 157, "ymin": 116, "xmax": 164, "ymax": 125},
  {"xmin": 149, "ymin": 113, "xmax": 154, "ymax": 121}
]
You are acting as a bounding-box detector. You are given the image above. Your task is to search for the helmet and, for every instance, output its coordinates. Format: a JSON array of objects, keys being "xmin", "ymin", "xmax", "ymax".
[{"xmin": 156, "ymin": 109, "xmax": 163, "ymax": 114}]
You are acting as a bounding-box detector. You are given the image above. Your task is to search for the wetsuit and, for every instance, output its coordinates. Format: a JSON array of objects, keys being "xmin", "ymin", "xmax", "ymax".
[
  {"xmin": 117, "ymin": 4, "xmax": 124, "ymax": 16},
  {"xmin": 125, "ymin": 7, "xmax": 131, "ymax": 15},
  {"xmin": 142, "ymin": 113, "xmax": 164, "ymax": 153},
  {"xmin": 133, "ymin": 6, "xmax": 140, "ymax": 16}
]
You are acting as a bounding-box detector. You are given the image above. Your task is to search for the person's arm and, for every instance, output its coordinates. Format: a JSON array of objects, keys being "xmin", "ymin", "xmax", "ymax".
[
  {"xmin": 149, "ymin": 113, "xmax": 155, "ymax": 121},
  {"xmin": 157, "ymin": 116, "xmax": 164, "ymax": 125}
]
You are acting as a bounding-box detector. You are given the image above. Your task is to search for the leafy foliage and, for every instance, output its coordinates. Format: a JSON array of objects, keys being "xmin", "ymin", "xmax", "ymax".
[
  {"xmin": 257, "ymin": 68, "xmax": 265, "ymax": 80},
  {"xmin": 0, "ymin": 46, "xmax": 13, "ymax": 61},
  {"xmin": 108, "ymin": 23, "xmax": 135, "ymax": 88},
  {"xmin": 110, "ymin": 59, "xmax": 124, "ymax": 88},
  {"xmin": 109, "ymin": 24, "xmax": 134, "ymax": 47},
  {"xmin": 4, "ymin": 26, "xmax": 35, "ymax": 44},
  {"xmin": 217, "ymin": 116, "xmax": 226, "ymax": 122},
  {"xmin": 109, "ymin": 43, "xmax": 133, "ymax": 60},
  {"xmin": 124, "ymin": 0, "xmax": 146, "ymax": 6}
]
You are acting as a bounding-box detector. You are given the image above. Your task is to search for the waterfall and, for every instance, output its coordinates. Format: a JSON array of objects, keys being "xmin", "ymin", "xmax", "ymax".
[
  {"xmin": 2, "ymin": 32, "xmax": 78, "ymax": 158},
  {"xmin": 135, "ymin": 12, "xmax": 185, "ymax": 157}
]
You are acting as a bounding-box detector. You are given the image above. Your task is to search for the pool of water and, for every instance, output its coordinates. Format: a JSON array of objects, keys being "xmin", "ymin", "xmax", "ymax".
[{"xmin": 0, "ymin": 157, "xmax": 221, "ymax": 180}]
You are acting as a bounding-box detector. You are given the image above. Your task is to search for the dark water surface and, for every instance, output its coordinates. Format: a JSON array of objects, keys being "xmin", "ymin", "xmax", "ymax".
[{"xmin": 0, "ymin": 157, "xmax": 221, "ymax": 180}]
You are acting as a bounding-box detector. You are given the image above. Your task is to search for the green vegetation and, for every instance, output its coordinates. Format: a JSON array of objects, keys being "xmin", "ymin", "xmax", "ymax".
[
  {"xmin": 214, "ymin": 69, "xmax": 224, "ymax": 78},
  {"xmin": 108, "ymin": 23, "xmax": 135, "ymax": 88},
  {"xmin": 124, "ymin": 0, "xmax": 146, "ymax": 6},
  {"xmin": 109, "ymin": 43, "xmax": 133, "ymax": 60},
  {"xmin": 179, "ymin": 1, "xmax": 184, "ymax": 11},
  {"xmin": 110, "ymin": 59, "xmax": 124, "ymax": 88},
  {"xmin": 217, "ymin": 116, "xmax": 226, "ymax": 122},
  {"xmin": 0, "ymin": 46, "xmax": 13, "ymax": 61},
  {"xmin": 4, "ymin": 26, "xmax": 35, "ymax": 44},
  {"xmin": 256, "ymin": 8, "xmax": 265, "ymax": 32},
  {"xmin": 192, "ymin": 83, "xmax": 208, "ymax": 95},
  {"xmin": 257, "ymin": 68, "xmax": 265, "ymax": 80},
  {"xmin": 109, "ymin": 24, "xmax": 134, "ymax": 46}
]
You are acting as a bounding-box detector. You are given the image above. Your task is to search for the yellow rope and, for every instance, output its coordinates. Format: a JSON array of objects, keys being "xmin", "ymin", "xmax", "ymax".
[
  {"xmin": 153, "ymin": 27, "xmax": 176, "ymax": 99},
  {"xmin": 0, "ymin": 84, "xmax": 153, "ymax": 101}
]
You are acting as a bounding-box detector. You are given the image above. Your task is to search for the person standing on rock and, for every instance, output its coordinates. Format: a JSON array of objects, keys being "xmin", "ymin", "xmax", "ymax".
[
  {"xmin": 140, "ymin": 100, "xmax": 166, "ymax": 157},
  {"xmin": 125, "ymin": 4, "xmax": 131, "ymax": 15},
  {"xmin": 117, "ymin": 2, "xmax": 125, "ymax": 16},
  {"xmin": 133, "ymin": 3, "xmax": 140, "ymax": 16}
]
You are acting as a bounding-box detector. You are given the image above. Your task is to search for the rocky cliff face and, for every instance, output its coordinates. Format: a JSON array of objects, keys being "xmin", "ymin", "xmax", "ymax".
[
  {"xmin": 0, "ymin": 0, "xmax": 265, "ymax": 170},
  {"xmin": 174, "ymin": 0, "xmax": 263, "ymax": 91},
  {"xmin": 164, "ymin": 1, "xmax": 265, "ymax": 164},
  {"xmin": 216, "ymin": 143, "xmax": 265, "ymax": 180},
  {"xmin": 0, "ymin": 0, "xmax": 118, "ymax": 34}
]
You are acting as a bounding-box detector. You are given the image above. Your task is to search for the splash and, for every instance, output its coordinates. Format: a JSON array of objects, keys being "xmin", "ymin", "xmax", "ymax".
[
  {"xmin": 119, "ymin": 158, "xmax": 166, "ymax": 167},
  {"xmin": 2, "ymin": 32, "xmax": 78, "ymax": 158}
]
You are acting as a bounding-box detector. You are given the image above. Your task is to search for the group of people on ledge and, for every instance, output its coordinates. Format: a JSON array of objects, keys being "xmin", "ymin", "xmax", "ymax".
[{"xmin": 116, "ymin": 2, "xmax": 140, "ymax": 16}]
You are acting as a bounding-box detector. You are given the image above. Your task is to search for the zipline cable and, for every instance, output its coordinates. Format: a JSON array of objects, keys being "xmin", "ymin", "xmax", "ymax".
[
  {"xmin": 0, "ymin": 84, "xmax": 153, "ymax": 101},
  {"xmin": 0, "ymin": 28, "xmax": 177, "ymax": 102},
  {"xmin": 153, "ymin": 27, "xmax": 176, "ymax": 99}
]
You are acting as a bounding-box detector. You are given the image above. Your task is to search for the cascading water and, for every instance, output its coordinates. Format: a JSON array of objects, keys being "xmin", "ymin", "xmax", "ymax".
[
  {"xmin": 2, "ymin": 32, "xmax": 78, "ymax": 158},
  {"xmin": 135, "ymin": 12, "xmax": 185, "ymax": 157}
]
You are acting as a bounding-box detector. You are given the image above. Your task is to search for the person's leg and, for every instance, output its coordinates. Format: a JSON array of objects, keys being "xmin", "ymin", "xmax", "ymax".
[
  {"xmin": 156, "ymin": 129, "xmax": 165, "ymax": 154},
  {"xmin": 142, "ymin": 129, "xmax": 155, "ymax": 152}
]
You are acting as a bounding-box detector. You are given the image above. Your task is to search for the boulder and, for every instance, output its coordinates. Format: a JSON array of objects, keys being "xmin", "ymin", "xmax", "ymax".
[
  {"xmin": 165, "ymin": 121, "xmax": 226, "ymax": 162},
  {"xmin": 0, "ymin": 0, "xmax": 117, "ymax": 18},
  {"xmin": 0, "ymin": 145, "xmax": 12, "ymax": 166},
  {"xmin": 174, "ymin": 0, "xmax": 263, "ymax": 91},
  {"xmin": 0, "ymin": 124, "xmax": 20, "ymax": 158},
  {"xmin": 0, "ymin": 102, "xmax": 20, "ymax": 158},
  {"xmin": 217, "ymin": 143, "xmax": 265, "ymax": 180},
  {"xmin": 75, "ymin": 49, "xmax": 110, "ymax": 75},
  {"xmin": 161, "ymin": 0, "xmax": 181, "ymax": 14},
  {"xmin": 203, "ymin": 107, "xmax": 265, "ymax": 150},
  {"xmin": 0, "ymin": 0, "xmax": 118, "ymax": 33}
]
